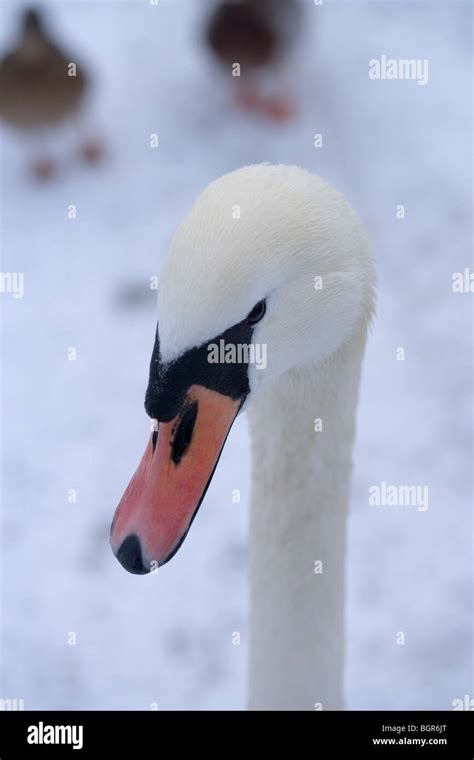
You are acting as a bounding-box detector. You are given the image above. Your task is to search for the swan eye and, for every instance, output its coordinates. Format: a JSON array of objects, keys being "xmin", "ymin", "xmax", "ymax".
[{"xmin": 247, "ymin": 299, "xmax": 266, "ymax": 325}]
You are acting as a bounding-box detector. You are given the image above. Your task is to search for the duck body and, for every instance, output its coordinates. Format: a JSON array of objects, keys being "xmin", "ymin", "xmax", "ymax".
[
  {"xmin": 0, "ymin": 9, "xmax": 86, "ymax": 131},
  {"xmin": 207, "ymin": 0, "xmax": 300, "ymax": 70},
  {"xmin": 205, "ymin": 0, "xmax": 302, "ymax": 120}
]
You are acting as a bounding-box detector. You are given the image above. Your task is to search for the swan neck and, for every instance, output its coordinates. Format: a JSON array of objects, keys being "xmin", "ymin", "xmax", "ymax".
[{"xmin": 246, "ymin": 329, "xmax": 367, "ymax": 710}]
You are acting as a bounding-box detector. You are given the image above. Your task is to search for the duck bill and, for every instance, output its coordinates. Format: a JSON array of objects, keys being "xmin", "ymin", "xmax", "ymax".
[{"xmin": 110, "ymin": 385, "xmax": 241, "ymax": 574}]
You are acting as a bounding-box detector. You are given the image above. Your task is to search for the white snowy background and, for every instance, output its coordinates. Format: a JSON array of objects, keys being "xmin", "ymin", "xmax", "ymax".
[{"xmin": 0, "ymin": 0, "xmax": 472, "ymax": 710}]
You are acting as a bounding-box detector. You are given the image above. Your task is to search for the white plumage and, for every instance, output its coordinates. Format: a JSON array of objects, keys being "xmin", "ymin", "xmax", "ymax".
[{"xmin": 156, "ymin": 164, "xmax": 376, "ymax": 709}]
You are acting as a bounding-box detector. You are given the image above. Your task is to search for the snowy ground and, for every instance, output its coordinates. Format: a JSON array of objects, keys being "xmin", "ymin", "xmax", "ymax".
[{"xmin": 0, "ymin": 0, "xmax": 472, "ymax": 710}]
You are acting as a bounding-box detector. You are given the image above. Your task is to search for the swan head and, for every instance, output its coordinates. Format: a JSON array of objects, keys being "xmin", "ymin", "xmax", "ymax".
[{"xmin": 110, "ymin": 164, "xmax": 374, "ymax": 574}]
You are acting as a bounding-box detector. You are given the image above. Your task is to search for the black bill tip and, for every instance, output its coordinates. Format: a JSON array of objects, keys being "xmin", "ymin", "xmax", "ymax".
[{"xmin": 116, "ymin": 534, "xmax": 149, "ymax": 575}]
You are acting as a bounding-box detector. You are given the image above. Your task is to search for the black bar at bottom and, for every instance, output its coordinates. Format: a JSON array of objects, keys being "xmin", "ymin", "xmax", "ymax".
[{"xmin": 0, "ymin": 710, "xmax": 472, "ymax": 756}]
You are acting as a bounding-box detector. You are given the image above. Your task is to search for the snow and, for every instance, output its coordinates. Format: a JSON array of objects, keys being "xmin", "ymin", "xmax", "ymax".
[{"xmin": 0, "ymin": 0, "xmax": 472, "ymax": 710}]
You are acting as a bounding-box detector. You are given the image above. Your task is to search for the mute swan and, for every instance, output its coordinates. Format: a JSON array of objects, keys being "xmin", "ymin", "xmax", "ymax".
[
  {"xmin": 110, "ymin": 164, "xmax": 375, "ymax": 710},
  {"xmin": 205, "ymin": 0, "xmax": 302, "ymax": 121},
  {"xmin": 0, "ymin": 8, "xmax": 100, "ymax": 178}
]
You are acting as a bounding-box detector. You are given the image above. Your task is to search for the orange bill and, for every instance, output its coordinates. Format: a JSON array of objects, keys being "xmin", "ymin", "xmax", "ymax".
[{"xmin": 110, "ymin": 385, "xmax": 240, "ymax": 573}]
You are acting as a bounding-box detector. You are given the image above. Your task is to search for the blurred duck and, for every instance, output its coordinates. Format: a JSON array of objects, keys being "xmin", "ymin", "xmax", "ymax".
[
  {"xmin": 205, "ymin": 0, "xmax": 302, "ymax": 121},
  {"xmin": 0, "ymin": 7, "xmax": 101, "ymax": 178}
]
